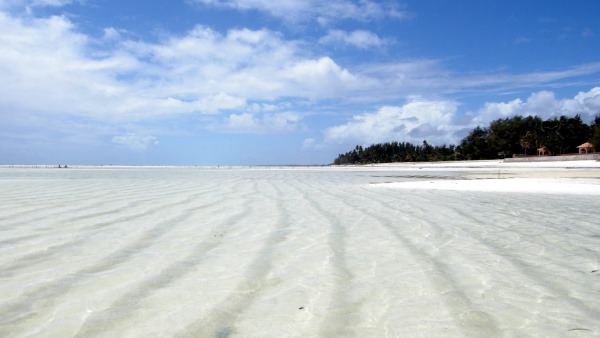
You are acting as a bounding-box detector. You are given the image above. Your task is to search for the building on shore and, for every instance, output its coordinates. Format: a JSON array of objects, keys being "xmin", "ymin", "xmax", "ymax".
[{"xmin": 576, "ymin": 142, "xmax": 594, "ymax": 154}]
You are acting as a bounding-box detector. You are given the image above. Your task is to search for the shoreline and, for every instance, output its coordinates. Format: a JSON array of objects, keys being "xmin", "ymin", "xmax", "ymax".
[{"xmin": 1, "ymin": 158, "xmax": 599, "ymax": 170}]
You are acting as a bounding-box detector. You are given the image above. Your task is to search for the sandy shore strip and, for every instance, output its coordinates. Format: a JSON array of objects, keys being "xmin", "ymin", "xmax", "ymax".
[
  {"xmin": 364, "ymin": 159, "xmax": 600, "ymax": 169},
  {"xmin": 369, "ymin": 160, "xmax": 600, "ymax": 194},
  {"xmin": 372, "ymin": 177, "xmax": 600, "ymax": 194}
]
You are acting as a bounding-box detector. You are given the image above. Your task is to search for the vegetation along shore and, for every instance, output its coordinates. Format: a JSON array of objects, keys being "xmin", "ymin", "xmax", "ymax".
[{"xmin": 334, "ymin": 114, "xmax": 600, "ymax": 164}]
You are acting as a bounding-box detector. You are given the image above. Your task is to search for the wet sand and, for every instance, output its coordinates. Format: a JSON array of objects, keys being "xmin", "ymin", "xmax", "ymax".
[{"xmin": 0, "ymin": 162, "xmax": 599, "ymax": 337}]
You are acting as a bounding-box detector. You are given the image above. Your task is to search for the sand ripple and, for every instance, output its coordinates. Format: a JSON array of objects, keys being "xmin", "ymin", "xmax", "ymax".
[{"xmin": 0, "ymin": 167, "xmax": 599, "ymax": 337}]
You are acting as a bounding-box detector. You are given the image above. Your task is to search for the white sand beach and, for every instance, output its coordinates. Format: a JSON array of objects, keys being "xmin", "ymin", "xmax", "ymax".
[{"xmin": 1, "ymin": 161, "xmax": 599, "ymax": 337}]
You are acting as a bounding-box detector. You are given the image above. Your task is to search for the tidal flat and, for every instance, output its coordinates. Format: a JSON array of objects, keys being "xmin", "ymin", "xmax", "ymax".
[{"xmin": 1, "ymin": 163, "xmax": 599, "ymax": 337}]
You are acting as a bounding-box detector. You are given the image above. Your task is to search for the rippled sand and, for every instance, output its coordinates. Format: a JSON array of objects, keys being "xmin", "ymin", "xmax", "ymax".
[{"xmin": 1, "ymin": 164, "xmax": 599, "ymax": 337}]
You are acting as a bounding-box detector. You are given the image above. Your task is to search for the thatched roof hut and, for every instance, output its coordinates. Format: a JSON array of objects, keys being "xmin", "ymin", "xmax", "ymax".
[
  {"xmin": 576, "ymin": 142, "xmax": 594, "ymax": 154},
  {"xmin": 537, "ymin": 147, "xmax": 550, "ymax": 156}
]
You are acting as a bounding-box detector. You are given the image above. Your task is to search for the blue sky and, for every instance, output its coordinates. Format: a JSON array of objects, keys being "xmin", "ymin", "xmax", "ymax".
[{"xmin": 1, "ymin": 0, "xmax": 599, "ymax": 165}]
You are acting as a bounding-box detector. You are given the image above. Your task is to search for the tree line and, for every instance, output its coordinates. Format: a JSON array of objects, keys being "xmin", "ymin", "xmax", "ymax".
[{"xmin": 333, "ymin": 114, "xmax": 600, "ymax": 164}]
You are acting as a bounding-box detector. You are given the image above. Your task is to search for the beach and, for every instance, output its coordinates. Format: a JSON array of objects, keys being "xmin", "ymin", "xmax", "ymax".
[{"xmin": 1, "ymin": 161, "xmax": 599, "ymax": 337}]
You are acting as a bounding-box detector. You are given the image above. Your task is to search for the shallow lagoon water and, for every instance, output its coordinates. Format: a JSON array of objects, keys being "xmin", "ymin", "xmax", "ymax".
[{"xmin": 0, "ymin": 166, "xmax": 599, "ymax": 337}]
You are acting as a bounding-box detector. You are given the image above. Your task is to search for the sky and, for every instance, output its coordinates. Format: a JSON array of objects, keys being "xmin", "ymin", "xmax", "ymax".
[{"xmin": 1, "ymin": 0, "xmax": 600, "ymax": 165}]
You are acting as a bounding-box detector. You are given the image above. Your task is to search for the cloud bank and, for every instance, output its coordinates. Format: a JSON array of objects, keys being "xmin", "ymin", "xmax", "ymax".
[
  {"xmin": 193, "ymin": 0, "xmax": 408, "ymax": 24},
  {"xmin": 320, "ymin": 29, "xmax": 390, "ymax": 49},
  {"xmin": 323, "ymin": 87, "xmax": 600, "ymax": 147},
  {"xmin": 112, "ymin": 133, "xmax": 159, "ymax": 151},
  {"xmin": 474, "ymin": 87, "xmax": 600, "ymax": 125},
  {"xmin": 1, "ymin": 0, "xmax": 599, "ymax": 164},
  {"xmin": 324, "ymin": 100, "xmax": 459, "ymax": 145}
]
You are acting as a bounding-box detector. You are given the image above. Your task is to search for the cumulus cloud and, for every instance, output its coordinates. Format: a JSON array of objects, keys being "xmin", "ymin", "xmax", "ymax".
[
  {"xmin": 217, "ymin": 112, "xmax": 303, "ymax": 133},
  {"xmin": 325, "ymin": 100, "xmax": 459, "ymax": 146},
  {"xmin": 301, "ymin": 137, "xmax": 318, "ymax": 150},
  {"xmin": 193, "ymin": 0, "xmax": 407, "ymax": 24},
  {"xmin": 102, "ymin": 27, "xmax": 122, "ymax": 40},
  {"xmin": 281, "ymin": 57, "xmax": 358, "ymax": 98},
  {"xmin": 566, "ymin": 87, "xmax": 600, "ymax": 113},
  {"xmin": 3, "ymin": 2, "xmax": 600, "ymax": 159},
  {"xmin": 115, "ymin": 26, "xmax": 363, "ymax": 103},
  {"xmin": 473, "ymin": 87, "xmax": 600, "ymax": 125},
  {"xmin": 323, "ymin": 87, "xmax": 600, "ymax": 148},
  {"xmin": 0, "ymin": 11, "xmax": 361, "ymax": 125},
  {"xmin": 0, "ymin": 12, "xmax": 141, "ymax": 120},
  {"xmin": 112, "ymin": 133, "xmax": 159, "ymax": 151},
  {"xmin": 2, "ymin": 6, "xmax": 599, "ymax": 127},
  {"xmin": 320, "ymin": 29, "xmax": 389, "ymax": 49}
]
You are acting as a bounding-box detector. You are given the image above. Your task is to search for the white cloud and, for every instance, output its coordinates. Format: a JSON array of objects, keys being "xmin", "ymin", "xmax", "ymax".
[
  {"xmin": 325, "ymin": 100, "xmax": 459, "ymax": 145},
  {"xmin": 0, "ymin": 0, "xmax": 75, "ymax": 14},
  {"xmin": 120, "ymin": 25, "xmax": 363, "ymax": 102},
  {"xmin": 474, "ymin": 99, "xmax": 525, "ymax": 125},
  {"xmin": 193, "ymin": 0, "xmax": 407, "ymax": 24},
  {"xmin": 218, "ymin": 111, "xmax": 303, "ymax": 133},
  {"xmin": 320, "ymin": 29, "xmax": 389, "ymax": 49},
  {"xmin": 103, "ymin": 27, "xmax": 122, "ymax": 40},
  {"xmin": 281, "ymin": 57, "xmax": 358, "ymax": 98},
  {"xmin": 302, "ymin": 137, "xmax": 318, "ymax": 150},
  {"xmin": 1, "ymin": 0, "xmax": 73, "ymax": 9},
  {"xmin": 323, "ymin": 87, "xmax": 600, "ymax": 148},
  {"xmin": 2, "ymin": 7, "xmax": 599, "ymax": 128},
  {"xmin": 29, "ymin": 0, "xmax": 72, "ymax": 6},
  {"xmin": 0, "ymin": 13, "xmax": 351, "ymax": 123},
  {"xmin": 0, "ymin": 12, "xmax": 143, "ymax": 120},
  {"xmin": 112, "ymin": 133, "xmax": 159, "ymax": 151},
  {"xmin": 455, "ymin": 63, "xmax": 600, "ymax": 93},
  {"xmin": 473, "ymin": 87, "xmax": 600, "ymax": 125},
  {"xmin": 0, "ymin": 9, "xmax": 376, "ymax": 153},
  {"xmin": 224, "ymin": 113, "xmax": 258, "ymax": 132},
  {"xmin": 3, "ymin": 4, "xmax": 600, "ymax": 158},
  {"xmin": 565, "ymin": 87, "xmax": 600, "ymax": 113}
]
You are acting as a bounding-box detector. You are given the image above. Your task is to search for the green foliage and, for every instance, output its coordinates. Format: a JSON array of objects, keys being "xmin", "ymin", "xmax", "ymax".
[
  {"xmin": 539, "ymin": 115, "xmax": 590, "ymax": 154},
  {"xmin": 333, "ymin": 140, "xmax": 456, "ymax": 164},
  {"xmin": 456, "ymin": 126, "xmax": 492, "ymax": 160},
  {"xmin": 333, "ymin": 114, "xmax": 597, "ymax": 164},
  {"xmin": 468, "ymin": 115, "xmax": 545, "ymax": 158},
  {"xmin": 591, "ymin": 115, "xmax": 600, "ymax": 152}
]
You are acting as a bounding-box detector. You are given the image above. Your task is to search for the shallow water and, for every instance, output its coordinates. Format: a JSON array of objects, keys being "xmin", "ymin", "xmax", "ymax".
[{"xmin": 0, "ymin": 167, "xmax": 599, "ymax": 337}]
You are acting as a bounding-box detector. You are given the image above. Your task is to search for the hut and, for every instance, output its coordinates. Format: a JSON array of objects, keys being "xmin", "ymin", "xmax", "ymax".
[
  {"xmin": 537, "ymin": 147, "xmax": 550, "ymax": 156},
  {"xmin": 576, "ymin": 142, "xmax": 594, "ymax": 154}
]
